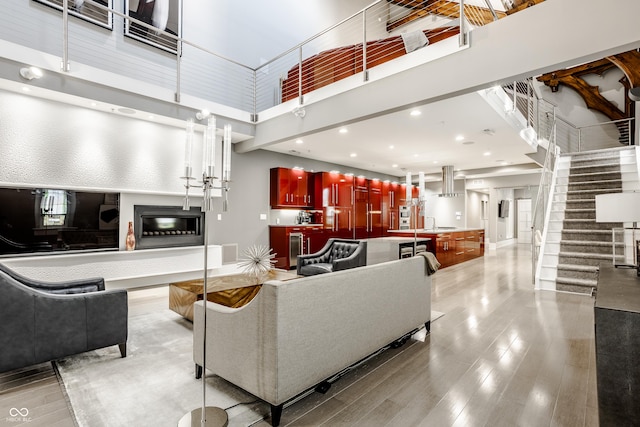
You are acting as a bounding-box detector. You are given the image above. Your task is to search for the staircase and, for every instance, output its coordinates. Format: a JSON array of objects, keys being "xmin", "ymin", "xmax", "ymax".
[{"xmin": 537, "ymin": 146, "xmax": 639, "ymax": 294}]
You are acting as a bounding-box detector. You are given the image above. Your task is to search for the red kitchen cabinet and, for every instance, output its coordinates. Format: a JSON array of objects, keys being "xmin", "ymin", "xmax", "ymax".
[
  {"xmin": 314, "ymin": 171, "xmax": 353, "ymax": 208},
  {"xmin": 270, "ymin": 167, "xmax": 313, "ymax": 208},
  {"xmin": 382, "ymin": 181, "xmax": 401, "ymax": 235},
  {"xmin": 354, "ymin": 177, "xmax": 382, "ymax": 239},
  {"xmin": 269, "ymin": 225, "xmax": 329, "ymax": 270}
]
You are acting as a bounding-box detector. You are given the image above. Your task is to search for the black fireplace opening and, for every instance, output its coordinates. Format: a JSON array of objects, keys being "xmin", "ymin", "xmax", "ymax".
[{"xmin": 134, "ymin": 205, "xmax": 204, "ymax": 249}]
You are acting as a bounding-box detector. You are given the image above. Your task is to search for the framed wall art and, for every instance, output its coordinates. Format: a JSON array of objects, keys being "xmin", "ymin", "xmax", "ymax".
[
  {"xmin": 124, "ymin": 0, "xmax": 182, "ymax": 54},
  {"xmin": 34, "ymin": 0, "xmax": 113, "ymax": 30}
]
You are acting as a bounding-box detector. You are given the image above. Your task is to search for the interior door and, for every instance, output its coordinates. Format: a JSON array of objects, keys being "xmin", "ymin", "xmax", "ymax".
[{"xmin": 517, "ymin": 199, "xmax": 532, "ymax": 244}]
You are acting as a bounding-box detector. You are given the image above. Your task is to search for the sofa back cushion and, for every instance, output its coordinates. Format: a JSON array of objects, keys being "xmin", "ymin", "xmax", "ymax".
[{"xmin": 329, "ymin": 241, "xmax": 358, "ymax": 262}]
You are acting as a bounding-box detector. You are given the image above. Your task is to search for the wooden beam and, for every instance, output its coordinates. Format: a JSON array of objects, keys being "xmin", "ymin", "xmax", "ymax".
[
  {"xmin": 506, "ymin": 0, "xmax": 546, "ymax": 16},
  {"xmin": 386, "ymin": 0, "xmax": 430, "ymax": 8},
  {"xmin": 555, "ymin": 75, "xmax": 625, "ymax": 121},
  {"xmin": 606, "ymin": 50, "xmax": 640, "ymax": 89},
  {"xmin": 386, "ymin": 0, "xmax": 506, "ymax": 32}
]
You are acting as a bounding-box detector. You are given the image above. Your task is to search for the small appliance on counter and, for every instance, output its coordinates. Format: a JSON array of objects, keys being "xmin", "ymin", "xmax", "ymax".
[
  {"xmin": 310, "ymin": 211, "xmax": 323, "ymax": 224},
  {"xmin": 296, "ymin": 210, "xmax": 311, "ymax": 224}
]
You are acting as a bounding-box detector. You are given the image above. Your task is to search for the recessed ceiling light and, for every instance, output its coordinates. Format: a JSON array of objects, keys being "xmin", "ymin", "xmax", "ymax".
[
  {"xmin": 295, "ymin": 139, "xmax": 303, "ymax": 144},
  {"xmin": 117, "ymin": 107, "xmax": 136, "ymax": 115},
  {"xmin": 148, "ymin": 115, "xmax": 155, "ymax": 120},
  {"xmin": 90, "ymin": 102, "xmax": 97, "ymax": 107},
  {"xmin": 389, "ymin": 145, "xmax": 394, "ymax": 149},
  {"xmin": 484, "ymin": 152, "xmax": 491, "ymax": 156},
  {"xmin": 350, "ymin": 153, "xmax": 357, "ymax": 157},
  {"xmin": 21, "ymin": 86, "xmax": 30, "ymax": 92},
  {"xmin": 501, "ymin": 161, "xmax": 510, "ymax": 166},
  {"xmin": 410, "ymin": 110, "xmax": 421, "ymax": 117},
  {"xmin": 392, "ymin": 164, "xmax": 398, "ymax": 168},
  {"xmin": 413, "ymin": 154, "xmax": 419, "ymax": 158},
  {"xmin": 455, "ymin": 135, "xmax": 464, "ymax": 141},
  {"xmin": 339, "ymin": 128, "xmax": 348, "ymax": 134},
  {"xmin": 433, "ymin": 160, "xmax": 439, "ymax": 164}
]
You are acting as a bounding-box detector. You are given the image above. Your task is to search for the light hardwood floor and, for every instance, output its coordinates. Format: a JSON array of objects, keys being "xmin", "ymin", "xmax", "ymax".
[{"xmin": 0, "ymin": 244, "xmax": 598, "ymax": 426}]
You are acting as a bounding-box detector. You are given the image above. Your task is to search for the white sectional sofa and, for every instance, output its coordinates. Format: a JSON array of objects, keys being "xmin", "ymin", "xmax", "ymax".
[{"xmin": 193, "ymin": 255, "xmax": 433, "ymax": 426}]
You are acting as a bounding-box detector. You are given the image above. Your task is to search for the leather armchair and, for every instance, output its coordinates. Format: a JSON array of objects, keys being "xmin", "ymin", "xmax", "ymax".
[
  {"xmin": 297, "ymin": 238, "xmax": 367, "ymax": 276},
  {"xmin": 0, "ymin": 265, "xmax": 128, "ymax": 373},
  {"xmin": 0, "ymin": 263, "xmax": 105, "ymax": 294}
]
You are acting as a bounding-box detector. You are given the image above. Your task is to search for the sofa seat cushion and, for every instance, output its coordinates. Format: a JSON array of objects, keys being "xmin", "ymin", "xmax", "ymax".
[{"xmin": 298, "ymin": 263, "xmax": 333, "ymax": 276}]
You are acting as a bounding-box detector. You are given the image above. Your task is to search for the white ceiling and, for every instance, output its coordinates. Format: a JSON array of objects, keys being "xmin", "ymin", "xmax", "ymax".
[{"xmin": 263, "ymin": 90, "xmax": 539, "ymax": 180}]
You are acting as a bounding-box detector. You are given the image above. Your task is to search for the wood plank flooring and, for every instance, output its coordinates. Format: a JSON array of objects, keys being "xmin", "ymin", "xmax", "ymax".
[{"xmin": 0, "ymin": 244, "xmax": 599, "ymax": 426}]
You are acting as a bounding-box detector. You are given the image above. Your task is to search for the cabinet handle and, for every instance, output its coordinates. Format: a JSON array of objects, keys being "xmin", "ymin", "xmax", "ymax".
[
  {"xmin": 307, "ymin": 238, "xmax": 311, "ymax": 254},
  {"xmin": 348, "ymin": 211, "xmax": 352, "ymax": 231}
]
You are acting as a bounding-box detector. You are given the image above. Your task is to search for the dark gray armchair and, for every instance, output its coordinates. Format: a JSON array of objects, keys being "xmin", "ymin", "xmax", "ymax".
[
  {"xmin": 0, "ymin": 264, "xmax": 128, "ymax": 373},
  {"xmin": 297, "ymin": 238, "xmax": 367, "ymax": 276}
]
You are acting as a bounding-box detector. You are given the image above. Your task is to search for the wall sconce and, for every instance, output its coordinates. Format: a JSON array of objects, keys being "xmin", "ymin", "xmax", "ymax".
[
  {"xmin": 195, "ymin": 109, "xmax": 211, "ymax": 120},
  {"xmin": 19, "ymin": 66, "xmax": 43, "ymax": 80},
  {"xmin": 292, "ymin": 105, "xmax": 306, "ymax": 118}
]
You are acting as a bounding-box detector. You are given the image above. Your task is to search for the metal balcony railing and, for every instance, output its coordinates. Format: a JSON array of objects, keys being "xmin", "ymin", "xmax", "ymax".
[{"xmin": 7, "ymin": 0, "xmax": 514, "ymax": 119}]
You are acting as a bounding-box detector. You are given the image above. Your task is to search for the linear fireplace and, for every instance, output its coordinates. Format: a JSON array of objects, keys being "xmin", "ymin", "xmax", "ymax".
[{"xmin": 133, "ymin": 205, "xmax": 204, "ymax": 250}]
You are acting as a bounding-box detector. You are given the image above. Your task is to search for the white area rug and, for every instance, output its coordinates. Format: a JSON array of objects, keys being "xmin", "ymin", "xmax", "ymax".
[
  {"xmin": 55, "ymin": 310, "xmax": 261, "ymax": 427},
  {"xmin": 56, "ymin": 308, "xmax": 445, "ymax": 426}
]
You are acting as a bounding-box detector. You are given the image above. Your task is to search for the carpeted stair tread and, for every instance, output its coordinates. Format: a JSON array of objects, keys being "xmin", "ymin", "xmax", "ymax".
[
  {"xmin": 567, "ymin": 179, "xmax": 622, "ymax": 187},
  {"xmin": 555, "ymin": 276, "xmax": 598, "ymax": 287},
  {"xmin": 561, "ymin": 229, "xmax": 612, "ymax": 235},
  {"xmin": 569, "ymin": 171, "xmax": 622, "ymax": 180},
  {"xmin": 565, "ymin": 188, "xmax": 622, "ymax": 196},
  {"xmin": 559, "ymin": 251, "xmax": 618, "ymax": 260},
  {"xmin": 560, "ymin": 239, "xmax": 619, "ymax": 248},
  {"xmin": 557, "ymin": 264, "xmax": 599, "ymax": 272},
  {"xmin": 556, "ymin": 282, "xmax": 596, "ymax": 295}
]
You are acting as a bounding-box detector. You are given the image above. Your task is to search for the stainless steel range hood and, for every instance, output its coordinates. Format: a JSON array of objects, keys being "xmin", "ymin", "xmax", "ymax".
[{"xmin": 439, "ymin": 165, "xmax": 460, "ymax": 197}]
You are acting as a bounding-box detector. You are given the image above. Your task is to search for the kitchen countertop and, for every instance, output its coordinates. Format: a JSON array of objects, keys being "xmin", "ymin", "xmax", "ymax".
[
  {"xmin": 388, "ymin": 228, "xmax": 484, "ymax": 234},
  {"xmin": 363, "ymin": 236, "xmax": 431, "ymax": 242},
  {"xmin": 269, "ymin": 224, "xmax": 324, "ymax": 227}
]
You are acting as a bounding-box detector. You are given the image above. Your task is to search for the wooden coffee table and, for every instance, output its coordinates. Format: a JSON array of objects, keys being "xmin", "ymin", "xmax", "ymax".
[{"xmin": 169, "ymin": 269, "xmax": 298, "ymax": 321}]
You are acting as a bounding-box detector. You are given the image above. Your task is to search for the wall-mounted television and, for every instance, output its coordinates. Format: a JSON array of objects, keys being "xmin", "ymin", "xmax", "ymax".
[
  {"xmin": 498, "ymin": 199, "xmax": 510, "ymax": 218},
  {"xmin": 0, "ymin": 187, "xmax": 119, "ymax": 256}
]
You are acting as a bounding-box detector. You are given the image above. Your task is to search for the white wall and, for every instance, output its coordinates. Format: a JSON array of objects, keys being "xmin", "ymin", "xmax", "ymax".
[
  {"xmin": 0, "ymin": 88, "xmax": 229, "ymax": 288},
  {"xmin": 423, "ymin": 179, "xmax": 466, "ymax": 228}
]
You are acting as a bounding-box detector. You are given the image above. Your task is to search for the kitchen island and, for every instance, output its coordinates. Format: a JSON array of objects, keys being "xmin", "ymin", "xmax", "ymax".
[
  {"xmin": 363, "ymin": 236, "xmax": 433, "ymax": 265},
  {"xmin": 388, "ymin": 228, "xmax": 485, "ymax": 268}
]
